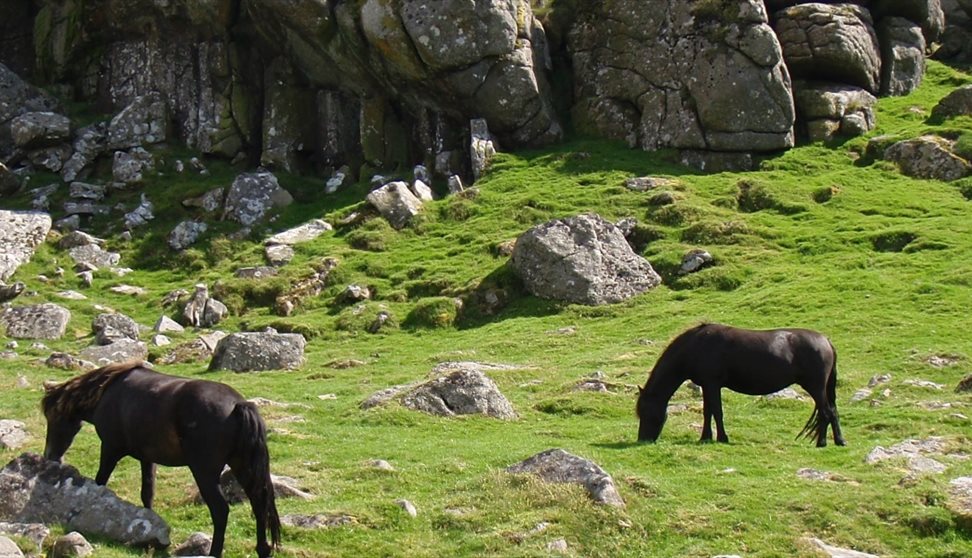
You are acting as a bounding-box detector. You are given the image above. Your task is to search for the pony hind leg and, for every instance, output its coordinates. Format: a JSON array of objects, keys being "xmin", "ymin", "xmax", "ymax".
[
  {"xmin": 229, "ymin": 462, "xmax": 276, "ymax": 558},
  {"xmin": 829, "ymin": 405, "xmax": 846, "ymax": 446},
  {"xmin": 826, "ymin": 370, "xmax": 846, "ymax": 446},
  {"xmin": 189, "ymin": 464, "xmax": 230, "ymax": 558}
]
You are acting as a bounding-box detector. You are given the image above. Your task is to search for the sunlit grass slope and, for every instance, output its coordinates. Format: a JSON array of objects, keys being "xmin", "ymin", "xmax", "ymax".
[{"xmin": 1, "ymin": 61, "xmax": 971, "ymax": 557}]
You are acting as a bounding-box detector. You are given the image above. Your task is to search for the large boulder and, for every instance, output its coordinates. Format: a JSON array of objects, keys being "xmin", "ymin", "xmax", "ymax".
[
  {"xmin": 773, "ymin": 3, "xmax": 882, "ymax": 93},
  {"xmin": 402, "ymin": 367, "xmax": 517, "ymax": 419},
  {"xmin": 0, "ymin": 454, "xmax": 169, "ymax": 547},
  {"xmin": 208, "ymin": 330, "xmax": 306, "ymax": 372},
  {"xmin": 67, "ymin": 244, "xmax": 120, "ymax": 269},
  {"xmin": 92, "ymin": 313, "xmax": 140, "ymax": 345},
  {"xmin": 511, "ymin": 213, "xmax": 662, "ymax": 305},
  {"xmin": 931, "ymin": 84, "xmax": 972, "ymax": 119},
  {"xmin": 567, "ymin": 0, "xmax": 794, "ymax": 155},
  {"xmin": 883, "ymin": 135, "xmax": 971, "ymax": 181},
  {"xmin": 506, "ymin": 449, "xmax": 625, "ymax": 507},
  {"xmin": 0, "ymin": 210, "xmax": 51, "ymax": 282},
  {"xmin": 877, "ymin": 17, "xmax": 926, "ymax": 96},
  {"xmin": 0, "ymin": 536, "xmax": 23, "ymax": 558},
  {"xmin": 9, "ymin": 112, "xmax": 71, "ymax": 149},
  {"xmin": 0, "ymin": 64, "xmax": 60, "ymax": 158},
  {"xmin": 0, "ymin": 304, "xmax": 70, "ymax": 340},
  {"xmin": 222, "ymin": 171, "xmax": 292, "ymax": 227},
  {"xmin": 793, "ymin": 82, "xmax": 877, "ymax": 141},
  {"xmin": 79, "ymin": 339, "xmax": 149, "ymax": 366},
  {"xmin": 871, "ymin": 0, "xmax": 945, "ymax": 42},
  {"xmin": 106, "ymin": 92, "xmax": 170, "ymax": 150}
]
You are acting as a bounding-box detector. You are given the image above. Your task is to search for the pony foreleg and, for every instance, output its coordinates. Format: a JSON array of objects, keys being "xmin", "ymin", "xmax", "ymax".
[
  {"xmin": 191, "ymin": 466, "xmax": 229, "ymax": 558},
  {"xmin": 94, "ymin": 447, "xmax": 122, "ymax": 486},
  {"xmin": 140, "ymin": 461, "xmax": 157, "ymax": 509},
  {"xmin": 701, "ymin": 387, "xmax": 728, "ymax": 443}
]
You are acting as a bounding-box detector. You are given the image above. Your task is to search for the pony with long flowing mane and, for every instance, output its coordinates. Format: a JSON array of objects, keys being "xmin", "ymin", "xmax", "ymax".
[
  {"xmin": 42, "ymin": 361, "xmax": 281, "ymax": 557},
  {"xmin": 636, "ymin": 324, "xmax": 845, "ymax": 447}
]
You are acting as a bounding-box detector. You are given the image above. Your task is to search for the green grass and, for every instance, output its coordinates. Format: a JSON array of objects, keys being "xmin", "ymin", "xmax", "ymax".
[{"xmin": 2, "ymin": 61, "xmax": 972, "ymax": 557}]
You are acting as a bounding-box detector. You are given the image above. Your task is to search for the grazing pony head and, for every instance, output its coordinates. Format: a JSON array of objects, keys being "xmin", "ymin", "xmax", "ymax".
[
  {"xmin": 635, "ymin": 384, "xmax": 667, "ymax": 443},
  {"xmin": 40, "ymin": 361, "xmax": 141, "ymax": 462},
  {"xmin": 41, "ymin": 380, "xmax": 82, "ymax": 462}
]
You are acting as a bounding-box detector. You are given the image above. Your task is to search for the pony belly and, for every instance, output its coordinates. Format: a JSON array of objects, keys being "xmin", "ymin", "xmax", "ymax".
[{"xmin": 725, "ymin": 377, "xmax": 794, "ymax": 396}]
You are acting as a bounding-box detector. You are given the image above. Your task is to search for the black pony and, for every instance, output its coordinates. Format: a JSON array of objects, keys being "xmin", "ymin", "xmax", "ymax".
[
  {"xmin": 636, "ymin": 323, "xmax": 845, "ymax": 447},
  {"xmin": 41, "ymin": 361, "xmax": 281, "ymax": 557}
]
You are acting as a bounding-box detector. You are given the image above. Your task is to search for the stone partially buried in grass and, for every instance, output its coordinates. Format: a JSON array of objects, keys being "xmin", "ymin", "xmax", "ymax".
[
  {"xmin": 402, "ymin": 367, "xmax": 516, "ymax": 419},
  {"xmin": 506, "ymin": 448, "xmax": 624, "ymax": 507}
]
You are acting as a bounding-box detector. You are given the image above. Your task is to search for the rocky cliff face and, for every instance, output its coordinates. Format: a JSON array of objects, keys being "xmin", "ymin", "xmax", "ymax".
[
  {"xmin": 565, "ymin": 0, "xmax": 795, "ymax": 168},
  {"xmin": 16, "ymin": 0, "xmax": 561, "ymax": 179},
  {"xmin": 0, "ymin": 0, "xmax": 966, "ymax": 177}
]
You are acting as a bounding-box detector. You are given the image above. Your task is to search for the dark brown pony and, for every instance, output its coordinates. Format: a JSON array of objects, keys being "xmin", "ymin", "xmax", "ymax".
[
  {"xmin": 41, "ymin": 361, "xmax": 281, "ymax": 557},
  {"xmin": 636, "ymin": 324, "xmax": 845, "ymax": 447}
]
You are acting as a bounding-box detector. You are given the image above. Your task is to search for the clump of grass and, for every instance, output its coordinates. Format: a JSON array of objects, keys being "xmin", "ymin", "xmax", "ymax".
[
  {"xmin": 812, "ymin": 185, "xmax": 841, "ymax": 203},
  {"xmin": 871, "ymin": 230, "xmax": 918, "ymax": 252},
  {"xmin": 404, "ymin": 297, "xmax": 463, "ymax": 329},
  {"xmin": 626, "ymin": 223, "xmax": 667, "ymax": 253},
  {"xmin": 736, "ymin": 179, "xmax": 806, "ymax": 214},
  {"xmin": 259, "ymin": 319, "xmax": 326, "ymax": 340},
  {"xmin": 345, "ymin": 219, "xmax": 396, "ymax": 251},
  {"xmin": 439, "ymin": 197, "xmax": 480, "ymax": 222},
  {"xmin": 955, "ymin": 177, "xmax": 972, "ymax": 201},
  {"xmin": 335, "ymin": 302, "xmax": 398, "ymax": 333},
  {"xmin": 681, "ymin": 220, "xmax": 751, "ymax": 244},
  {"xmin": 174, "ymin": 248, "xmax": 209, "ymax": 273},
  {"xmin": 736, "ymin": 179, "xmax": 778, "ymax": 212},
  {"xmin": 648, "ymin": 204, "xmax": 700, "ymax": 226},
  {"xmin": 953, "ymin": 132, "xmax": 972, "ymax": 162},
  {"xmin": 212, "ymin": 276, "xmax": 290, "ymax": 314}
]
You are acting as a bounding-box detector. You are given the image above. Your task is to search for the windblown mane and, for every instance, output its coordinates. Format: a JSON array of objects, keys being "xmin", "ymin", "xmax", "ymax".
[{"xmin": 42, "ymin": 360, "xmax": 145, "ymax": 419}]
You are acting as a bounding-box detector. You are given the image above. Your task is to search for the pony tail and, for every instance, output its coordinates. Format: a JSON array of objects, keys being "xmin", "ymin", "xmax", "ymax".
[
  {"xmin": 797, "ymin": 407, "xmax": 821, "ymax": 441},
  {"xmin": 232, "ymin": 402, "xmax": 282, "ymax": 550}
]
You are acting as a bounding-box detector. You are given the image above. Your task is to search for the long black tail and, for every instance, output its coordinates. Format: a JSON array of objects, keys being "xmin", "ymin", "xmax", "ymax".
[
  {"xmin": 232, "ymin": 402, "xmax": 282, "ymax": 551},
  {"xmin": 797, "ymin": 407, "xmax": 821, "ymax": 441},
  {"xmin": 797, "ymin": 353, "xmax": 839, "ymax": 443}
]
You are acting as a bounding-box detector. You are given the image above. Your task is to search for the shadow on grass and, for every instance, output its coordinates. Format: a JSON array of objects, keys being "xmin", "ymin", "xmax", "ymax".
[{"xmin": 591, "ymin": 441, "xmax": 643, "ymax": 450}]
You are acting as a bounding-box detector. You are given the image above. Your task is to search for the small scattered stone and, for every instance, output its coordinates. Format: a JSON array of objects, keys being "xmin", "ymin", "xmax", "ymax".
[
  {"xmin": 109, "ymin": 285, "xmax": 146, "ymax": 296},
  {"xmin": 396, "ymin": 499, "xmax": 417, "ymax": 518},
  {"xmin": 0, "ymin": 420, "xmax": 29, "ymax": 450},
  {"xmin": 805, "ymin": 537, "xmax": 878, "ymax": 558},
  {"xmin": 547, "ymin": 538, "xmax": 569, "ymax": 553},
  {"xmin": 51, "ymin": 531, "xmax": 93, "ymax": 557},
  {"xmin": 172, "ymin": 532, "xmax": 211, "ymax": 556},
  {"xmin": 280, "ymin": 514, "xmax": 355, "ymax": 529},
  {"xmin": 369, "ymin": 459, "xmax": 395, "ymax": 471}
]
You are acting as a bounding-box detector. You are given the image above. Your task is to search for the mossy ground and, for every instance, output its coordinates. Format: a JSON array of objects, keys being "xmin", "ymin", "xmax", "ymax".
[{"xmin": 1, "ymin": 62, "xmax": 971, "ymax": 557}]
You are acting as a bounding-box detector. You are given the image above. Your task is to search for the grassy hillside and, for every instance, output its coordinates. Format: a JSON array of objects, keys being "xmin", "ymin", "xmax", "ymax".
[{"xmin": 1, "ymin": 61, "xmax": 971, "ymax": 558}]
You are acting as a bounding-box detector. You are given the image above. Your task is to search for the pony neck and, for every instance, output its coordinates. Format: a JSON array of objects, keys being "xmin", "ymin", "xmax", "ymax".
[{"xmin": 643, "ymin": 361, "xmax": 687, "ymax": 402}]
